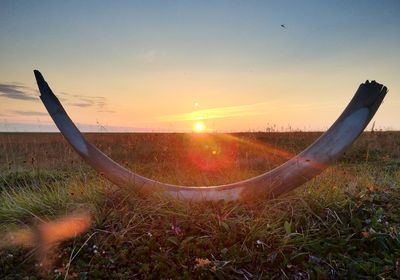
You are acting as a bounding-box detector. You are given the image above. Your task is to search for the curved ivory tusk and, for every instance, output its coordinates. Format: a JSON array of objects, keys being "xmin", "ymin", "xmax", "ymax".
[{"xmin": 34, "ymin": 70, "xmax": 387, "ymax": 201}]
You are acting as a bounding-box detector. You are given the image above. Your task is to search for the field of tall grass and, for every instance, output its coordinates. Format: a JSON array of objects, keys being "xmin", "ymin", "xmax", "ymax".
[{"xmin": 0, "ymin": 132, "xmax": 399, "ymax": 279}]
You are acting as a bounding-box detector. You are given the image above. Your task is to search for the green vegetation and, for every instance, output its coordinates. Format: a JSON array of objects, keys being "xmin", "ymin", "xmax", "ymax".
[{"xmin": 0, "ymin": 132, "xmax": 399, "ymax": 279}]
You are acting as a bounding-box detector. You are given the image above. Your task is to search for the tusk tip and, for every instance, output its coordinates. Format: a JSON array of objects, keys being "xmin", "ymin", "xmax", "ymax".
[
  {"xmin": 33, "ymin": 70, "xmax": 52, "ymax": 98},
  {"xmin": 33, "ymin": 70, "xmax": 44, "ymax": 82}
]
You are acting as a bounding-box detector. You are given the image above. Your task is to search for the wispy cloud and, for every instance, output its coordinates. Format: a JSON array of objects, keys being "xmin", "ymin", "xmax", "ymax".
[
  {"xmin": 135, "ymin": 49, "xmax": 167, "ymax": 64},
  {"xmin": 10, "ymin": 110, "xmax": 48, "ymax": 116},
  {"xmin": 156, "ymin": 100, "xmax": 340, "ymax": 123},
  {"xmin": 157, "ymin": 102, "xmax": 276, "ymax": 122},
  {"xmin": 69, "ymin": 102, "xmax": 93, "ymax": 108},
  {"xmin": 60, "ymin": 92, "xmax": 109, "ymax": 111},
  {"xmin": 0, "ymin": 82, "xmax": 113, "ymax": 113},
  {"xmin": 0, "ymin": 84, "xmax": 37, "ymax": 101},
  {"xmin": 97, "ymin": 109, "xmax": 115, "ymax": 113}
]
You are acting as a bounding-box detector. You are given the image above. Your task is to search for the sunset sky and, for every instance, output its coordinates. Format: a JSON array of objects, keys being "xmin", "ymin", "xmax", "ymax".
[{"xmin": 1, "ymin": 1, "xmax": 399, "ymax": 132}]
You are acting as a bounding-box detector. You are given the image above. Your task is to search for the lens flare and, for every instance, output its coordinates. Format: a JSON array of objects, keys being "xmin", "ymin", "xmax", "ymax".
[{"xmin": 187, "ymin": 133, "xmax": 238, "ymax": 171}]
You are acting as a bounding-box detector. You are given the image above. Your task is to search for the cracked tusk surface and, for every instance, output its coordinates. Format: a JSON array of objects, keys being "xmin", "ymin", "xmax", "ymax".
[{"xmin": 34, "ymin": 70, "xmax": 387, "ymax": 201}]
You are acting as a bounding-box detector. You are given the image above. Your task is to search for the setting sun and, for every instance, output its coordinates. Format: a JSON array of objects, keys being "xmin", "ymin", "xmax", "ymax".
[{"xmin": 193, "ymin": 121, "xmax": 205, "ymax": 133}]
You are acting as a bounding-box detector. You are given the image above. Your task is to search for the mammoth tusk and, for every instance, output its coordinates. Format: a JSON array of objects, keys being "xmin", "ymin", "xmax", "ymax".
[{"xmin": 34, "ymin": 70, "xmax": 387, "ymax": 201}]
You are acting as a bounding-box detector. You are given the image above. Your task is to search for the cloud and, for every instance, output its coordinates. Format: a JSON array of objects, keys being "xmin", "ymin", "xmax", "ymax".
[
  {"xmin": 61, "ymin": 92, "xmax": 109, "ymax": 110},
  {"xmin": 97, "ymin": 109, "xmax": 115, "ymax": 113},
  {"xmin": 0, "ymin": 80, "xmax": 115, "ymax": 116},
  {"xmin": 68, "ymin": 97, "xmax": 108, "ymax": 110},
  {"xmin": 69, "ymin": 102, "xmax": 93, "ymax": 107},
  {"xmin": 0, "ymin": 82, "xmax": 112, "ymax": 112},
  {"xmin": 0, "ymin": 84, "xmax": 37, "ymax": 101},
  {"xmin": 10, "ymin": 110, "xmax": 48, "ymax": 116},
  {"xmin": 156, "ymin": 100, "xmax": 338, "ymax": 123},
  {"xmin": 135, "ymin": 49, "xmax": 167, "ymax": 64},
  {"xmin": 157, "ymin": 102, "xmax": 276, "ymax": 122}
]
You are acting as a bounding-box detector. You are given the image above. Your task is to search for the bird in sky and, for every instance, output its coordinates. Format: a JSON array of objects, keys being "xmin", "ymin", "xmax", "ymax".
[{"xmin": 281, "ymin": 24, "xmax": 286, "ymax": 28}]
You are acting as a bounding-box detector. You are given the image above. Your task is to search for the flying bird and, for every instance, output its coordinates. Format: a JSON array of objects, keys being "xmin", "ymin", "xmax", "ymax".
[{"xmin": 281, "ymin": 24, "xmax": 286, "ymax": 28}]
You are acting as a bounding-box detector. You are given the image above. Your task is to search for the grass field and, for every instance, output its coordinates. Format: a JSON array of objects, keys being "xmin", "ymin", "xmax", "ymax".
[{"xmin": 0, "ymin": 132, "xmax": 399, "ymax": 279}]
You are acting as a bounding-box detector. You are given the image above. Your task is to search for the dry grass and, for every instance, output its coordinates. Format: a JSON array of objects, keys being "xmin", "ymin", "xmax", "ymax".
[{"xmin": 0, "ymin": 131, "xmax": 399, "ymax": 279}]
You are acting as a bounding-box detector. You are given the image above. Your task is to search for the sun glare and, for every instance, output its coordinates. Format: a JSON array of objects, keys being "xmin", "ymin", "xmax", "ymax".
[{"xmin": 193, "ymin": 121, "xmax": 205, "ymax": 133}]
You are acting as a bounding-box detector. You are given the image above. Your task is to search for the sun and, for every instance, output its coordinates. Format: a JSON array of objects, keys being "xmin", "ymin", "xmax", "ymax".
[{"xmin": 193, "ymin": 121, "xmax": 205, "ymax": 133}]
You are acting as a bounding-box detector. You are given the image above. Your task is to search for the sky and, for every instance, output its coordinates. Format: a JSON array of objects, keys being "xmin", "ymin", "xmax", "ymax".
[{"xmin": 0, "ymin": 0, "xmax": 399, "ymax": 132}]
